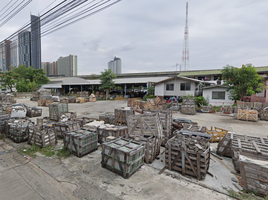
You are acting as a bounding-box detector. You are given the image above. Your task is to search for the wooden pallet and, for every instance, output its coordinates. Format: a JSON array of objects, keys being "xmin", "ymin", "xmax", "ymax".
[
  {"xmin": 237, "ymin": 109, "xmax": 258, "ymax": 122},
  {"xmin": 165, "ymin": 135, "xmax": 210, "ymax": 180},
  {"xmin": 28, "ymin": 126, "xmax": 57, "ymax": 147},
  {"xmin": 101, "ymin": 138, "xmax": 144, "ymax": 179},
  {"xmin": 53, "ymin": 121, "xmax": 81, "ymax": 138},
  {"xmin": 206, "ymin": 127, "xmax": 228, "ymax": 143},
  {"xmin": 239, "ymin": 156, "xmax": 268, "ymax": 196},
  {"xmin": 114, "ymin": 108, "xmax": 134, "ymax": 125}
]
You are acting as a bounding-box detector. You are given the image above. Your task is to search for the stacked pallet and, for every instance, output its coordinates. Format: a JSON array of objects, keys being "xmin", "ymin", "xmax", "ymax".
[
  {"xmin": 142, "ymin": 96, "xmax": 165, "ymax": 110},
  {"xmin": 53, "ymin": 121, "xmax": 81, "ymax": 138},
  {"xmin": 237, "ymin": 109, "xmax": 258, "ymax": 122},
  {"xmin": 127, "ymin": 98, "xmax": 143, "ymax": 109},
  {"xmin": 165, "ymin": 134, "xmax": 210, "ymax": 180},
  {"xmin": 28, "ymin": 126, "xmax": 56, "ymax": 147},
  {"xmin": 101, "ymin": 138, "xmax": 144, "ymax": 178},
  {"xmin": 143, "ymin": 109, "xmax": 172, "ymax": 146},
  {"xmin": 63, "ymin": 128, "xmax": 98, "ymax": 157},
  {"xmin": 49, "ymin": 103, "xmax": 68, "ymax": 121},
  {"xmin": 114, "ymin": 107, "xmax": 134, "ymax": 125},
  {"xmin": 97, "ymin": 126, "xmax": 128, "ymax": 143},
  {"xmin": 181, "ymin": 97, "xmax": 196, "ymax": 115},
  {"xmin": 206, "ymin": 127, "xmax": 228, "ymax": 143}
]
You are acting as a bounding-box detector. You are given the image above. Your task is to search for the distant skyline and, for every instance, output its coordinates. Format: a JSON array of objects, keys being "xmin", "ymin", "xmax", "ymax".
[{"xmin": 1, "ymin": 0, "xmax": 268, "ymax": 75}]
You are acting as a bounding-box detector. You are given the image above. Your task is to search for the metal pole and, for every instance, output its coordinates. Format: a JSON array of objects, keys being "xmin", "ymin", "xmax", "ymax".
[{"xmin": 125, "ymin": 84, "xmax": 126, "ymax": 96}]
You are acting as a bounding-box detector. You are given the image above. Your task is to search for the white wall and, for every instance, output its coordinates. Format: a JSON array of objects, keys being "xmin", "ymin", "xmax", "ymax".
[
  {"xmin": 203, "ymin": 87, "xmax": 234, "ymax": 106},
  {"xmin": 155, "ymin": 82, "xmax": 165, "ymax": 96}
]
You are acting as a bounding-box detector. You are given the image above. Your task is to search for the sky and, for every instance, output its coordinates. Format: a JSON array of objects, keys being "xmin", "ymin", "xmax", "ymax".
[{"xmin": 1, "ymin": 0, "xmax": 268, "ymax": 75}]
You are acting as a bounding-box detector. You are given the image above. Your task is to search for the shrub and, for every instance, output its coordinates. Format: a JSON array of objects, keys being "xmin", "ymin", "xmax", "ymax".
[{"xmin": 195, "ymin": 96, "xmax": 208, "ymax": 107}]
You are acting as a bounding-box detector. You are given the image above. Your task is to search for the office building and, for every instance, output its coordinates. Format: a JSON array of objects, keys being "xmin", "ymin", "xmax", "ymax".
[
  {"xmin": 108, "ymin": 56, "xmax": 121, "ymax": 74},
  {"xmin": 31, "ymin": 15, "xmax": 41, "ymax": 69},
  {"xmin": 18, "ymin": 30, "xmax": 31, "ymax": 68}
]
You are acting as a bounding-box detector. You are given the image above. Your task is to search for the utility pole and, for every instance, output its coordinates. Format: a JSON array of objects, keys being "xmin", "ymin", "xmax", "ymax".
[{"xmin": 181, "ymin": 2, "xmax": 189, "ymax": 71}]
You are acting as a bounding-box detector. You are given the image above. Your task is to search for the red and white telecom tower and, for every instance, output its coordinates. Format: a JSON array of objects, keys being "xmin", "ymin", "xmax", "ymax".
[{"xmin": 181, "ymin": 2, "xmax": 189, "ymax": 71}]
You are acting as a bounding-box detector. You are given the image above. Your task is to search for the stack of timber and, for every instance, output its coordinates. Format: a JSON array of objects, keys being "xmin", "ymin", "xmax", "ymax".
[
  {"xmin": 26, "ymin": 107, "xmax": 42, "ymax": 118},
  {"xmin": 63, "ymin": 128, "xmax": 98, "ymax": 157},
  {"xmin": 165, "ymin": 134, "xmax": 210, "ymax": 180},
  {"xmin": 239, "ymin": 155, "xmax": 268, "ymax": 196},
  {"xmin": 217, "ymin": 132, "xmax": 268, "ymax": 157},
  {"xmin": 127, "ymin": 113, "xmax": 163, "ymax": 140},
  {"xmin": 142, "ymin": 96, "xmax": 166, "ymax": 110},
  {"xmin": 60, "ymin": 98, "xmax": 69, "ymax": 104},
  {"xmin": 127, "ymin": 98, "xmax": 143, "ymax": 109},
  {"xmin": 5, "ymin": 119, "xmax": 34, "ymax": 143},
  {"xmin": 97, "ymin": 125, "xmax": 128, "ymax": 143},
  {"xmin": 49, "ymin": 103, "xmax": 68, "ymax": 121},
  {"xmin": 114, "ymin": 107, "xmax": 134, "ymax": 125},
  {"xmin": 99, "ymin": 114, "xmax": 115, "ymax": 124},
  {"xmin": 28, "ymin": 126, "xmax": 56, "ymax": 147},
  {"xmin": 232, "ymin": 139, "xmax": 268, "ymax": 172},
  {"xmin": 182, "ymin": 123, "xmax": 206, "ymax": 133},
  {"xmin": 143, "ymin": 109, "xmax": 172, "ymax": 146},
  {"xmin": 206, "ymin": 127, "xmax": 228, "ymax": 142},
  {"xmin": 237, "ymin": 109, "xmax": 258, "ymax": 122},
  {"xmin": 260, "ymin": 107, "xmax": 268, "ymax": 121},
  {"xmin": 181, "ymin": 97, "xmax": 196, "ymax": 115},
  {"xmin": 53, "ymin": 121, "xmax": 81, "ymax": 138},
  {"xmin": 101, "ymin": 138, "xmax": 144, "ymax": 178}
]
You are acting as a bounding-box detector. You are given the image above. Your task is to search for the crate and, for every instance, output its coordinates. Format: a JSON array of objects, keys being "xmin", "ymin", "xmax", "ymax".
[
  {"xmin": 143, "ymin": 109, "xmax": 172, "ymax": 146},
  {"xmin": 206, "ymin": 127, "xmax": 228, "ymax": 143},
  {"xmin": 182, "ymin": 97, "xmax": 195, "ymax": 105},
  {"xmin": 165, "ymin": 134, "xmax": 210, "ymax": 180},
  {"xmin": 63, "ymin": 128, "xmax": 98, "ymax": 157},
  {"xmin": 28, "ymin": 127, "xmax": 56, "ymax": 147},
  {"xmin": 97, "ymin": 126, "xmax": 128, "ymax": 143},
  {"xmin": 114, "ymin": 107, "xmax": 134, "ymax": 125},
  {"xmin": 49, "ymin": 103, "xmax": 68, "ymax": 121},
  {"xmin": 127, "ymin": 113, "xmax": 163, "ymax": 139},
  {"xmin": 68, "ymin": 97, "xmax": 76, "ymax": 103},
  {"xmin": 101, "ymin": 138, "xmax": 144, "ymax": 179},
  {"xmin": 200, "ymin": 105, "xmax": 213, "ymax": 113},
  {"xmin": 239, "ymin": 156, "xmax": 268, "ymax": 196},
  {"xmin": 237, "ymin": 109, "xmax": 258, "ymax": 122},
  {"xmin": 60, "ymin": 98, "xmax": 69, "ymax": 104},
  {"xmin": 99, "ymin": 114, "xmax": 115, "ymax": 124},
  {"xmin": 26, "ymin": 107, "xmax": 42, "ymax": 118},
  {"xmin": 222, "ymin": 106, "xmax": 233, "ymax": 114},
  {"xmin": 53, "ymin": 121, "xmax": 81, "ymax": 138},
  {"xmin": 232, "ymin": 139, "xmax": 268, "ymax": 172},
  {"xmin": 182, "ymin": 123, "xmax": 206, "ymax": 133},
  {"xmin": 217, "ymin": 132, "xmax": 268, "ymax": 157},
  {"xmin": 5, "ymin": 119, "xmax": 34, "ymax": 143},
  {"xmin": 181, "ymin": 105, "xmax": 196, "ymax": 115},
  {"xmin": 260, "ymin": 108, "xmax": 268, "ymax": 121}
]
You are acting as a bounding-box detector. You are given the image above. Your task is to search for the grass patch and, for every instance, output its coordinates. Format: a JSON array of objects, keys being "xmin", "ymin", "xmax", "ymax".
[
  {"xmin": 0, "ymin": 133, "xmax": 4, "ymax": 140},
  {"xmin": 18, "ymin": 144, "xmax": 41, "ymax": 158},
  {"xmin": 57, "ymin": 146, "xmax": 71, "ymax": 159},
  {"xmin": 223, "ymin": 187, "xmax": 268, "ymax": 200},
  {"xmin": 40, "ymin": 146, "xmax": 55, "ymax": 157}
]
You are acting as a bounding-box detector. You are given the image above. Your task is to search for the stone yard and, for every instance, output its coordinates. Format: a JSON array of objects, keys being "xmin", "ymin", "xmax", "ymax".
[{"xmin": 1, "ymin": 98, "xmax": 268, "ymax": 200}]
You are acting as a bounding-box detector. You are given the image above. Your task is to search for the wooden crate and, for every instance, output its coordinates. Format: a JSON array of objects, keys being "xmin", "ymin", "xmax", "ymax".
[
  {"xmin": 143, "ymin": 109, "xmax": 172, "ymax": 146},
  {"xmin": 182, "ymin": 97, "xmax": 195, "ymax": 105},
  {"xmin": 68, "ymin": 97, "xmax": 76, "ymax": 103},
  {"xmin": 60, "ymin": 98, "xmax": 69, "ymax": 104},
  {"xmin": 260, "ymin": 108, "xmax": 268, "ymax": 121},
  {"xmin": 165, "ymin": 135, "xmax": 210, "ymax": 180},
  {"xmin": 181, "ymin": 105, "xmax": 196, "ymax": 115},
  {"xmin": 49, "ymin": 103, "xmax": 68, "ymax": 121},
  {"xmin": 63, "ymin": 128, "xmax": 98, "ymax": 157},
  {"xmin": 28, "ymin": 127, "xmax": 56, "ymax": 147},
  {"xmin": 5, "ymin": 119, "xmax": 34, "ymax": 143},
  {"xmin": 222, "ymin": 106, "xmax": 233, "ymax": 114},
  {"xmin": 97, "ymin": 126, "xmax": 128, "ymax": 143},
  {"xmin": 206, "ymin": 127, "xmax": 228, "ymax": 143},
  {"xmin": 182, "ymin": 123, "xmax": 206, "ymax": 133},
  {"xmin": 217, "ymin": 132, "xmax": 268, "ymax": 157},
  {"xmin": 200, "ymin": 105, "xmax": 213, "ymax": 113},
  {"xmin": 239, "ymin": 156, "xmax": 268, "ymax": 196},
  {"xmin": 232, "ymin": 139, "xmax": 268, "ymax": 172},
  {"xmin": 127, "ymin": 113, "xmax": 163, "ymax": 139},
  {"xmin": 237, "ymin": 109, "xmax": 258, "ymax": 122},
  {"xmin": 114, "ymin": 107, "xmax": 134, "ymax": 125},
  {"xmin": 26, "ymin": 107, "xmax": 42, "ymax": 118},
  {"xmin": 101, "ymin": 138, "xmax": 144, "ymax": 179},
  {"xmin": 53, "ymin": 121, "xmax": 81, "ymax": 138},
  {"xmin": 99, "ymin": 114, "xmax": 115, "ymax": 124}
]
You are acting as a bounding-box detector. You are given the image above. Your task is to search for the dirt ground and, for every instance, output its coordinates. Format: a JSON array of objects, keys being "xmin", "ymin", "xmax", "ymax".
[{"xmin": 1, "ymin": 98, "xmax": 267, "ymax": 200}]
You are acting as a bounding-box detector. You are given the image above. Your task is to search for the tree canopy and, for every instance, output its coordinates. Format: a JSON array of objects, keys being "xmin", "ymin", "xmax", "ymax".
[
  {"xmin": 0, "ymin": 65, "xmax": 49, "ymax": 92},
  {"xmin": 99, "ymin": 69, "xmax": 116, "ymax": 100},
  {"xmin": 221, "ymin": 64, "xmax": 265, "ymax": 101}
]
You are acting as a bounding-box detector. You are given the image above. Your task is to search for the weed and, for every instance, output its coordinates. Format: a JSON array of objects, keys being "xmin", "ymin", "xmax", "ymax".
[
  {"xmin": 40, "ymin": 146, "xmax": 55, "ymax": 157},
  {"xmin": 18, "ymin": 144, "xmax": 41, "ymax": 158},
  {"xmin": 57, "ymin": 147, "xmax": 71, "ymax": 159},
  {"xmin": 223, "ymin": 187, "xmax": 268, "ymax": 200}
]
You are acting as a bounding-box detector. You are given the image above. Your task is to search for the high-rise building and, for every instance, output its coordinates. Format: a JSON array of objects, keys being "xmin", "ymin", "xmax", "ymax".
[
  {"xmin": 18, "ymin": 30, "xmax": 31, "ymax": 68},
  {"xmin": 31, "ymin": 15, "xmax": 41, "ymax": 69},
  {"xmin": 10, "ymin": 41, "xmax": 18, "ymax": 68},
  {"xmin": 108, "ymin": 56, "xmax": 121, "ymax": 74}
]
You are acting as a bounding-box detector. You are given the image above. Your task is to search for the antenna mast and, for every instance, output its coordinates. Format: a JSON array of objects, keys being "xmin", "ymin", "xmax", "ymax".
[{"xmin": 181, "ymin": 2, "xmax": 189, "ymax": 71}]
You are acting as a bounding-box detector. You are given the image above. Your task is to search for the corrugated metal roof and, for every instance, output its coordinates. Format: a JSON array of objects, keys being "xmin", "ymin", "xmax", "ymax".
[
  {"xmin": 42, "ymin": 84, "xmax": 62, "ymax": 89},
  {"xmin": 179, "ymin": 69, "xmax": 222, "ymax": 76}
]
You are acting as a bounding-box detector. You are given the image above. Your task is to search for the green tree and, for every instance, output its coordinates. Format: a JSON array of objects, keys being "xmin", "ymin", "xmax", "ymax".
[
  {"xmin": 0, "ymin": 70, "xmax": 19, "ymax": 92},
  {"xmin": 148, "ymin": 86, "xmax": 155, "ymax": 95},
  {"xmin": 221, "ymin": 64, "xmax": 265, "ymax": 101},
  {"xmin": 99, "ymin": 69, "xmax": 116, "ymax": 100}
]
